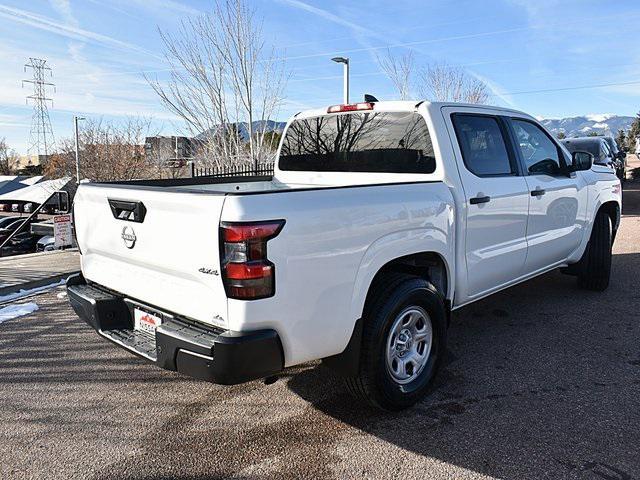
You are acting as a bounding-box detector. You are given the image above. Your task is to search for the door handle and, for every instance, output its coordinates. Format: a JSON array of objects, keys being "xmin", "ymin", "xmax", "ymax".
[
  {"xmin": 470, "ymin": 195, "xmax": 491, "ymax": 205},
  {"xmin": 530, "ymin": 189, "xmax": 546, "ymax": 197}
]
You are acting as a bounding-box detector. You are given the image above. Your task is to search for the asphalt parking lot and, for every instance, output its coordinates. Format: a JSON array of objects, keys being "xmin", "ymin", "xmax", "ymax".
[{"xmin": 2, "ymin": 169, "xmax": 640, "ymax": 479}]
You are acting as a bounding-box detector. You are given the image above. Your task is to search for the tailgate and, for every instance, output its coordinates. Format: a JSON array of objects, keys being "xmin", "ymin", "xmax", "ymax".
[{"xmin": 74, "ymin": 184, "xmax": 228, "ymax": 328}]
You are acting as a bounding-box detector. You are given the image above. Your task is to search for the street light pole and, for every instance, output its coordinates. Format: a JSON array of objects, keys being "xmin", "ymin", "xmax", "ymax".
[
  {"xmin": 331, "ymin": 57, "xmax": 350, "ymax": 104},
  {"xmin": 73, "ymin": 116, "xmax": 85, "ymax": 184}
]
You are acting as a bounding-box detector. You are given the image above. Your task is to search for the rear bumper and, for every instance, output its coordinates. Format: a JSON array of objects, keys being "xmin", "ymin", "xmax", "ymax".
[{"xmin": 66, "ymin": 273, "xmax": 283, "ymax": 385}]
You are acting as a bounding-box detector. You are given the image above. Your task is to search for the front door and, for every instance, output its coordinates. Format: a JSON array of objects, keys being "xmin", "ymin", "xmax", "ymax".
[
  {"xmin": 447, "ymin": 111, "xmax": 530, "ymax": 300},
  {"xmin": 508, "ymin": 118, "xmax": 587, "ymax": 274}
]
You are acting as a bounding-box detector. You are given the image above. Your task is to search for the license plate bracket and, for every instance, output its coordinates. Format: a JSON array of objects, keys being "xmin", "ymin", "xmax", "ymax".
[{"xmin": 133, "ymin": 306, "xmax": 163, "ymax": 336}]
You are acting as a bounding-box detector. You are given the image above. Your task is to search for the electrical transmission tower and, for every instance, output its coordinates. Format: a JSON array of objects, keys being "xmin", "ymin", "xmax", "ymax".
[{"xmin": 23, "ymin": 58, "xmax": 56, "ymax": 159}]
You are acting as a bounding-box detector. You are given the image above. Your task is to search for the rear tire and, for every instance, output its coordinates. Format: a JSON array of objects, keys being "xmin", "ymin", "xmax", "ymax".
[
  {"xmin": 577, "ymin": 212, "xmax": 612, "ymax": 291},
  {"xmin": 345, "ymin": 274, "xmax": 447, "ymax": 410}
]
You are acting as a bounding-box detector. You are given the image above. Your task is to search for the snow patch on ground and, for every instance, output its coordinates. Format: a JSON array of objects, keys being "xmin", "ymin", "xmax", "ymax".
[
  {"xmin": 0, "ymin": 279, "xmax": 66, "ymax": 303},
  {"xmin": 0, "ymin": 303, "xmax": 39, "ymax": 324},
  {"xmin": 56, "ymin": 291, "xmax": 67, "ymax": 299}
]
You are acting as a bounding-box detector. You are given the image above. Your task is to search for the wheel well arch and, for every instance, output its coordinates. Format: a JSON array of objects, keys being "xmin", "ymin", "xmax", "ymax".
[
  {"xmin": 323, "ymin": 251, "xmax": 450, "ymax": 377},
  {"xmin": 363, "ymin": 252, "xmax": 450, "ymax": 310},
  {"xmin": 598, "ymin": 201, "xmax": 620, "ymax": 240}
]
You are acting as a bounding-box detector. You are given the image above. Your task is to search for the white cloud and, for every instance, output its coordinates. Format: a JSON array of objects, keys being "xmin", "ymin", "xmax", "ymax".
[
  {"xmin": 0, "ymin": 0, "xmax": 176, "ymax": 133},
  {"xmin": 471, "ymin": 72, "xmax": 516, "ymax": 107},
  {"xmin": 586, "ymin": 114, "xmax": 615, "ymax": 123},
  {"xmin": 0, "ymin": 4, "xmax": 159, "ymax": 58},
  {"xmin": 0, "ymin": 42, "xmax": 178, "ymax": 140},
  {"xmin": 48, "ymin": 0, "xmax": 78, "ymax": 27},
  {"xmin": 0, "ymin": 113, "xmax": 30, "ymax": 129},
  {"xmin": 275, "ymin": 0, "xmax": 371, "ymax": 35},
  {"xmin": 505, "ymin": 0, "xmax": 562, "ymax": 22},
  {"xmin": 125, "ymin": 0, "xmax": 202, "ymax": 16},
  {"xmin": 275, "ymin": 0, "xmax": 393, "ymax": 83},
  {"xmin": 88, "ymin": 0, "xmax": 201, "ymax": 18}
]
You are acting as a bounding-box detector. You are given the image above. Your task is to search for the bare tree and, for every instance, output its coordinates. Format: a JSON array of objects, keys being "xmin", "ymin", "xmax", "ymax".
[
  {"xmin": 148, "ymin": 0, "xmax": 287, "ymax": 169},
  {"xmin": 377, "ymin": 49, "xmax": 415, "ymax": 100},
  {"xmin": 0, "ymin": 138, "xmax": 19, "ymax": 175},
  {"xmin": 45, "ymin": 117, "xmax": 157, "ymax": 182},
  {"xmin": 418, "ymin": 63, "xmax": 488, "ymax": 104}
]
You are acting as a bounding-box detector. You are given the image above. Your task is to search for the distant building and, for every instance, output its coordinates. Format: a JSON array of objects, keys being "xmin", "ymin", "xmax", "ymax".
[
  {"xmin": 144, "ymin": 136, "xmax": 201, "ymax": 167},
  {"xmin": 13, "ymin": 154, "xmax": 44, "ymax": 175}
]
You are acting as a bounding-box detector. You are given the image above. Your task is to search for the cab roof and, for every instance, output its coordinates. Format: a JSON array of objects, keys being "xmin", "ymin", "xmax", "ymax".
[{"xmin": 293, "ymin": 100, "xmax": 530, "ymax": 121}]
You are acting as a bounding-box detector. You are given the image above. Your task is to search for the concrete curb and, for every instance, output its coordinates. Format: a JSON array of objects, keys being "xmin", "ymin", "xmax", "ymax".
[{"xmin": 0, "ymin": 271, "xmax": 79, "ymax": 299}]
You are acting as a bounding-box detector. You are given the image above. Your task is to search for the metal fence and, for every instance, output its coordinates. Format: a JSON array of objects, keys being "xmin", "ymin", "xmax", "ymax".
[{"xmin": 191, "ymin": 162, "xmax": 274, "ymax": 178}]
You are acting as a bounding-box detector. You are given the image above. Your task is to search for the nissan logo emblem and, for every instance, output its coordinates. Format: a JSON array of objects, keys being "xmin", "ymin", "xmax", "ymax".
[{"xmin": 121, "ymin": 226, "xmax": 136, "ymax": 248}]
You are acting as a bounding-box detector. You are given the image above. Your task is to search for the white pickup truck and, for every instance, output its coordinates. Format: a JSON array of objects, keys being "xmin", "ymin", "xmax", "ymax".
[{"xmin": 68, "ymin": 101, "xmax": 621, "ymax": 410}]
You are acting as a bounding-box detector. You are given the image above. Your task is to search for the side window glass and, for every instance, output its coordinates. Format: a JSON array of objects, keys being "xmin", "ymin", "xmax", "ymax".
[
  {"xmin": 452, "ymin": 115, "xmax": 513, "ymax": 176},
  {"xmin": 512, "ymin": 119, "xmax": 562, "ymax": 176}
]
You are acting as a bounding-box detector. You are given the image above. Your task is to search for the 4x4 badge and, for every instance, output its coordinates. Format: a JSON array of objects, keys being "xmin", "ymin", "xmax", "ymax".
[{"xmin": 198, "ymin": 267, "xmax": 219, "ymax": 276}]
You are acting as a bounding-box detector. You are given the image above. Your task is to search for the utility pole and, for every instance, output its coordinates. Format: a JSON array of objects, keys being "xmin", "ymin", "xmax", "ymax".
[
  {"xmin": 23, "ymin": 58, "xmax": 56, "ymax": 162},
  {"xmin": 331, "ymin": 57, "xmax": 350, "ymax": 104},
  {"xmin": 74, "ymin": 116, "xmax": 85, "ymax": 184}
]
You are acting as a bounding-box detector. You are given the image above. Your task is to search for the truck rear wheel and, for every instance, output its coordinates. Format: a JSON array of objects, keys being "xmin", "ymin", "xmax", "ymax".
[
  {"xmin": 345, "ymin": 274, "xmax": 447, "ymax": 410},
  {"xmin": 577, "ymin": 211, "xmax": 612, "ymax": 291}
]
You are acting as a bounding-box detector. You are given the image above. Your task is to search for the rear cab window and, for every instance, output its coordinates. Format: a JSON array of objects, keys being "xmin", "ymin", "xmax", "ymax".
[
  {"xmin": 451, "ymin": 114, "xmax": 516, "ymax": 176},
  {"xmin": 278, "ymin": 111, "xmax": 436, "ymax": 174}
]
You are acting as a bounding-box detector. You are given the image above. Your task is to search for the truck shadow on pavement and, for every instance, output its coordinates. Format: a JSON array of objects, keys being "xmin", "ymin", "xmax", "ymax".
[{"xmin": 287, "ymin": 252, "xmax": 640, "ymax": 480}]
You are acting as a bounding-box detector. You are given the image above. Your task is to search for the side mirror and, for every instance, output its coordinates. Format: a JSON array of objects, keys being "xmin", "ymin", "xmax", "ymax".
[{"xmin": 570, "ymin": 151, "xmax": 593, "ymax": 172}]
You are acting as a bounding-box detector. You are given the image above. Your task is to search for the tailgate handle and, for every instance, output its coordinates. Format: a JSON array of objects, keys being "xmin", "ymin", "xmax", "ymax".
[{"xmin": 108, "ymin": 199, "xmax": 147, "ymax": 223}]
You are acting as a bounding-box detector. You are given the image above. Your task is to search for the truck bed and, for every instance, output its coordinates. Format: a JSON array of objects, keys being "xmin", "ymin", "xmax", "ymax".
[
  {"xmin": 96, "ymin": 172, "xmax": 431, "ymax": 195},
  {"xmin": 99, "ymin": 174, "xmax": 291, "ymax": 194}
]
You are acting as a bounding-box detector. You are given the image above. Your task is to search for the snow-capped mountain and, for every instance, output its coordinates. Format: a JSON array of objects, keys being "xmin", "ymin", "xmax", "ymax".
[{"xmin": 539, "ymin": 115, "xmax": 635, "ymax": 138}]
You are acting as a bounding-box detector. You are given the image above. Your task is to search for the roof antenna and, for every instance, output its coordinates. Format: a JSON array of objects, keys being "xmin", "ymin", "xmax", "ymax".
[{"xmin": 364, "ymin": 94, "xmax": 379, "ymax": 102}]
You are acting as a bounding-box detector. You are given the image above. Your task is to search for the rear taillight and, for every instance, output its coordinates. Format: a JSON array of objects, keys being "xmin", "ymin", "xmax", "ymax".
[{"xmin": 220, "ymin": 220, "xmax": 285, "ymax": 300}]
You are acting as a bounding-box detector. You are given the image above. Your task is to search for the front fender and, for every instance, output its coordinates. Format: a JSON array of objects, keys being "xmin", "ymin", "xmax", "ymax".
[{"xmin": 567, "ymin": 177, "xmax": 621, "ymax": 263}]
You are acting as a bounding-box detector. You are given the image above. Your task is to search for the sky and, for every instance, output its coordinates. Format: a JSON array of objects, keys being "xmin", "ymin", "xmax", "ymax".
[{"xmin": 1, "ymin": 0, "xmax": 639, "ymax": 154}]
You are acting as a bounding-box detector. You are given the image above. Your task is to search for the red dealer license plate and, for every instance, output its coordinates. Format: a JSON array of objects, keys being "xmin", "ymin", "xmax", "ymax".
[{"xmin": 134, "ymin": 308, "xmax": 162, "ymax": 336}]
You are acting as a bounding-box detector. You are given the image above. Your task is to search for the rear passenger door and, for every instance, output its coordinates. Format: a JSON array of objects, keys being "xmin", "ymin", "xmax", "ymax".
[
  {"xmin": 507, "ymin": 118, "xmax": 587, "ymax": 274},
  {"xmin": 447, "ymin": 111, "xmax": 530, "ymax": 300}
]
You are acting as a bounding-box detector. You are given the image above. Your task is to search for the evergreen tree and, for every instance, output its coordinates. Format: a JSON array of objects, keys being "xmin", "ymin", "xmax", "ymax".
[
  {"xmin": 628, "ymin": 112, "xmax": 640, "ymax": 154},
  {"xmin": 556, "ymin": 131, "xmax": 566, "ymax": 140},
  {"xmin": 615, "ymin": 129, "xmax": 626, "ymax": 150}
]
